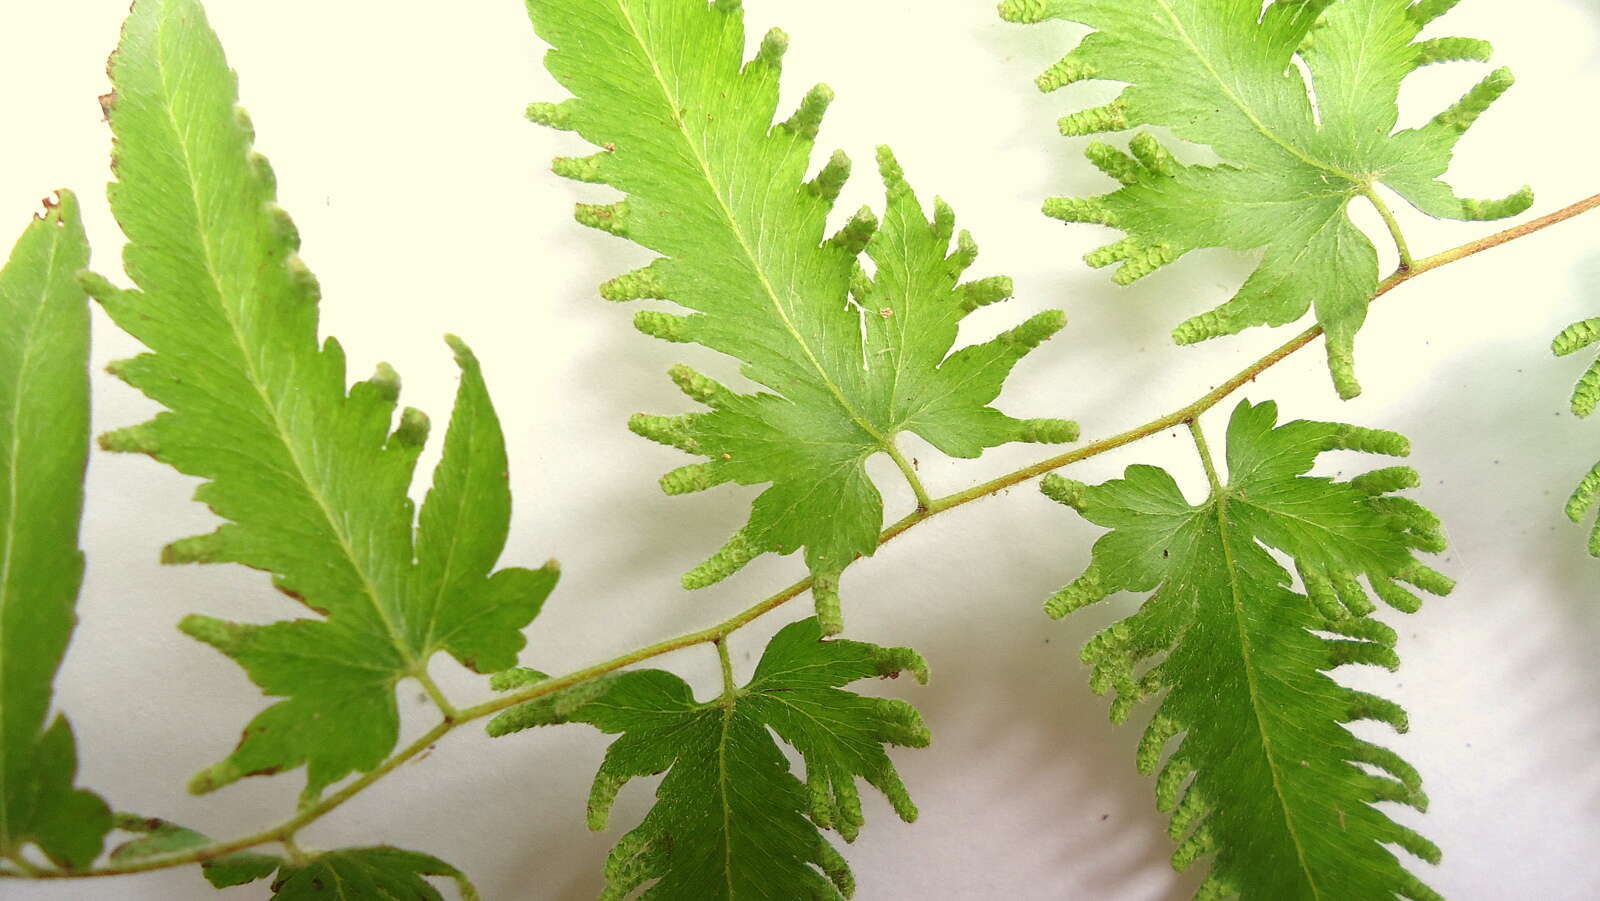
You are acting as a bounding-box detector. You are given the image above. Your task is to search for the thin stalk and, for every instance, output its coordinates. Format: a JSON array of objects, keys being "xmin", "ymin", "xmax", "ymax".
[
  {"xmin": 1362, "ymin": 185, "xmax": 1414, "ymax": 270},
  {"xmin": 1188, "ymin": 417, "xmax": 1224, "ymax": 493},
  {"xmin": 413, "ymin": 669, "xmax": 460, "ymax": 722},
  {"xmin": 11, "ymin": 190, "xmax": 1597, "ymax": 884},
  {"xmin": 884, "ymin": 440, "xmax": 933, "ymax": 510},
  {"xmin": 279, "ymin": 835, "xmax": 308, "ymax": 866},
  {"xmin": 715, "ymin": 638, "xmax": 737, "ymax": 700},
  {"xmin": 1411, "ymin": 191, "xmax": 1600, "ymax": 272}
]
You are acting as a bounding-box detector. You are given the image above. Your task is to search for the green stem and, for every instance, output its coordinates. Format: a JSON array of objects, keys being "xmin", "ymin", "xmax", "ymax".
[
  {"xmin": 715, "ymin": 638, "xmax": 737, "ymax": 700},
  {"xmin": 885, "ymin": 440, "xmax": 933, "ymax": 510},
  {"xmin": 414, "ymin": 669, "xmax": 460, "ymax": 722},
  {"xmin": 1362, "ymin": 185, "xmax": 1414, "ymax": 270},
  {"xmin": 11, "ymin": 188, "xmax": 1598, "ymax": 884},
  {"xmin": 1187, "ymin": 417, "xmax": 1224, "ymax": 493},
  {"xmin": 1413, "ymin": 190, "xmax": 1600, "ymax": 271}
]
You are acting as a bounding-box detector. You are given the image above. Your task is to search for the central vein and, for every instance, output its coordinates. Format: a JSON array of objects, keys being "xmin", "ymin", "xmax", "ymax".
[
  {"xmin": 1190, "ymin": 419, "xmax": 1321, "ymax": 897},
  {"xmin": 714, "ymin": 640, "xmax": 738, "ymax": 896},
  {"xmin": 1153, "ymin": 0, "xmax": 1360, "ymax": 184}
]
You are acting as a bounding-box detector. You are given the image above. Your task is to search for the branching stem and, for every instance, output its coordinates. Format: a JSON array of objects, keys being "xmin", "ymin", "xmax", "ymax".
[{"xmin": 10, "ymin": 190, "xmax": 1597, "ymax": 884}]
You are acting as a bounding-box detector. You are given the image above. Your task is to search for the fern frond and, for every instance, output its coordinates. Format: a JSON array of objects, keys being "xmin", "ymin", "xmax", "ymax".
[
  {"xmin": 1042, "ymin": 399, "xmax": 1451, "ymax": 900},
  {"xmin": 1001, "ymin": 0, "xmax": 1531, "ymax": 398},
  {"xmin": 85, "ymin": 0, "xmax": 556, "ymax": 801},
  {"xmin": 523, "ymin": 0, "xmax": 1074, "ymax": 631}
]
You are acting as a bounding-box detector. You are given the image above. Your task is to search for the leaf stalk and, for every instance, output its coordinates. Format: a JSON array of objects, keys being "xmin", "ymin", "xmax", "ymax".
[
  {"xmin": 885, "ymin": 440, "xmax": 933, "ymax": 510},
  {"xmin": 1361, "ymin": 185, "xmax": 1415, "ymax": 270},
  {"xmin": 1187, "ymin": 417, "xmax": 1224, "ymax": 493}
]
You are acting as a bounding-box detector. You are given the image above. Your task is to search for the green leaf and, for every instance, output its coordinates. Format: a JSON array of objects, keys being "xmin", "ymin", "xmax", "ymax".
[
  {"xmin": 269, "ymin": 846, "xmax": 476, "ymax": 901},
  {"xmin": 1001, "ymin": 0, "xmax": 1532, "ymax": 398},
  {"xmin": 488, "ymin": 617, "xmax": 930, "ymax": 900},
  {"xmin": 0, "ymin": 191, "xmax": 113, "ymax": 868},
  {"xmin": 1551, "ymin": 316, "xmax": 1600, "ymax": 555},
  {"xmin": 87, "ymin": 0, "xmax": 557, "ymax": 800},
  {"xmin": 108, "ymin": 814, "xmax": 281, "ymax": 888},
  {"xmin": 524, "ymin": 0, "xmax": 1074, "ymax": 630},
  {"xmin": 1041, "ymin": 400, "xmax": 1452, "ymax": 901}
]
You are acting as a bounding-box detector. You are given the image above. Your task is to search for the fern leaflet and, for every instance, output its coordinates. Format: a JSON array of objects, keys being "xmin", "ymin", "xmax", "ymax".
[
  {"xmin": 1000, "ymin": 0, "xmax": 1531, "ymax": 398},
  {"xmin": 488, "ymin": 617, "xmax": 929, "ymax": 899},
  {"xmin": 522, "ymin": 0, "xmax": 1074, "ymax": 632},
  {"xmin": 1042, "ymin": 399, "xmax": 1453, "ymax": 900},
  {"xmin": 83, "ymin": 0, "xmax": 556, "ymax": 801}
]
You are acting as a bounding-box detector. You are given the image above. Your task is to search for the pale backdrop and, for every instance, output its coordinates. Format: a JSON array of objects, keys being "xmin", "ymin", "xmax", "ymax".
[{"xmin": 1, "ymin": 1, "xmax": 1597, "ymax": 899}]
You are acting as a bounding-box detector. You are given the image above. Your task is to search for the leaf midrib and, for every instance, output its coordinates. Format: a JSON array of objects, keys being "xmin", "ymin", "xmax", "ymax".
[
  {"xmin": 1208, "ymin": 493, "xmax": 1322, "ymax": 898},
  {"xmin": 609, "ymin": 0, "xmax": 896, "ymax": 456},
  {"xmin": 150, "ymin": 18, "xmax": 416, "ymax": 668},
  {"xmin": 716, "ymin": 698, "xmax": 736, "ymax": 898},
  {"xmin": 1152, "ymin": 0, "xmax": 1359, "ymax": 184}
]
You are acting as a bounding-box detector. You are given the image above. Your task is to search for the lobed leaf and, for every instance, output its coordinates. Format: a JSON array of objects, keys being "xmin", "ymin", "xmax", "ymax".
[
  {"xmin": 1001, "ymin": 0, "xmax": 1532, "ymax": 398},
  {"xmin": 489, "ymin": 617, "xmax": 929, "ymax": 899},
  {"xmin": 87, "ymin": 0, "xmax": 556, "ymax": 800},
  {"xmin": 523, "ymin": 0, "xmax": 1074, "ymax": 631},
  {"xmin": 0, "ymin": 192, "xmax": 113, "ymax": 868},
  {"xmin": 1042, "ymin": 400, "xmax": 1452, "ymax": 900}
]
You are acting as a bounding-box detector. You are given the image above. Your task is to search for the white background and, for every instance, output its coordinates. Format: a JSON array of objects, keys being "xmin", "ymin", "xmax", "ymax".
[{"xmin": 2, "ymin": 1, "xmax": 1598, "ymax": 899}]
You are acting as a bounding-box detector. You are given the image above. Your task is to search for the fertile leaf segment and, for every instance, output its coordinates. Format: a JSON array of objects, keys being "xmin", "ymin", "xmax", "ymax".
[
  {"xmin": 0, "ymin": 194, "xmax": 112, "ymax": 871},
  {"xmin": 1042, "ymin": 400, "xmax": 1453, "ymax": 900},
  {"xmin": 523, "ymin": 0, "xmax": 1075, "ymax": 633},
  {"xmin": 490, "ymin": 618, "xmax": 929, "ymax": 900},
  {"xmin": 999, "ymin": 0, "xmax": 1532, "ymax": 399},
  {"xmin": 1552, "ymin": 317, "xmax": 1600, "ymax": 554}
]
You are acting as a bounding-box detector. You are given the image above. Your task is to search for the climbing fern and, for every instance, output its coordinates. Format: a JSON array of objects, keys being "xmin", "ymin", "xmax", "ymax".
[{"xmin": 0, "ymin": 0, "xmax": 1595, "ymax": 899}]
